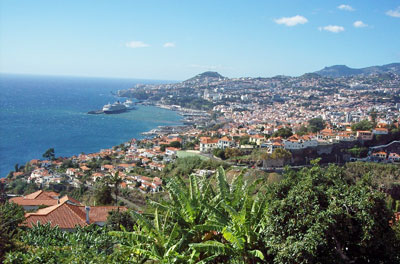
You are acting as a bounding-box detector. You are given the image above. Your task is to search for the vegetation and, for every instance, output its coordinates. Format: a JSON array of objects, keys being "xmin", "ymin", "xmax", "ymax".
[
  {"xmin": 272, "ymin": 127, "xmax": 293, "ymax": 138},
  {"xmin": 3, "ymin": 162, "xmax": 400, "ymax": 263},
  {"xmin": 42, "ymin": 148, "xmax": 55, "ymax": 160},
  {"xmin": 0, "ymin": 202, "xmax": 25, "ymax": 262},
  {"xmin": 4, "ymin": 223, "xmax": 132, "ymax": 263},
  {"xmin": 346, "ymin": 146, "xmax": 368, "ymax": 158},
  {"xmin": 307, "ymin": 117, "xmax": 326, "ymax": 133},
  {"xmin": 351, "ymin": 120, "xmax": 374, "ymax": 131},
  {"xmin": 94, "ymin": 181, "xmax": 114, "ymax": 205}
]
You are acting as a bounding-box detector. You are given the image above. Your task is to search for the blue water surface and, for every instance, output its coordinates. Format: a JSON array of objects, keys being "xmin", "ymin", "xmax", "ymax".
[{"xmin": 0, "ymin": 74, "xmax": 181, "ymax": 177}]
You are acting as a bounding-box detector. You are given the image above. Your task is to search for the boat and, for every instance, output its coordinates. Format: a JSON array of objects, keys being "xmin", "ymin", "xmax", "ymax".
[
  {"xmin": 123, "ymin": 99, "xmax": 135, "ymax": 109},
  {"xmin": 102, "ymin": 101, "xmax": 127, "ymax": 114}
]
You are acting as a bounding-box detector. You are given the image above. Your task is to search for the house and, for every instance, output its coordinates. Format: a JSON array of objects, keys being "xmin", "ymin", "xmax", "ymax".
[
  {"xmin": 371, "ymin": 151, "xmax": 387, "ymax": 160},
  {"xmin": 41, "ymin": 160, "xmax": 52, "ymax": 168},
  {"xmin": 388, "ymin": 153, "xmax": 400, "ymax": 162},
  {"xmin": 217, "ymin": 136, "xmax": 235, "ymax": 149},
  {"xmin": 283, "ymin": 135, "xmax": 317, "ymax": 150},
  {"xmin": 80, "ymin": 165, "xmax": 91, "ymax": 172},
  {"xmin": 357, "ymin": 131, "xmax": 373, "ymax": 141},
  {"xmin": 92, "ymin": 172, "xmax": 105, "ymax": 182},
  {"xmin": 336, "ymin": 132, "xmax": 357, "ymax": 142},
  {"xmin": 10, "ymin": 190, "xmax": 81, "ymax": 211},
  {"xmin": 66, "ymin": 168, "xmax": 77, "ymax": 176},
  {"xmin": 372, "ymin": 128, "xmax": 389, "ymax": 135},
  {"xmin": 261, "ymin": 137, "xmax": 284, "ymax": 154},
  {"xmin": 165, "ymin": 147, "xmax": 180, "ymax": 156},
  {"xmin": 249, "ymin": 134, "xmax": 266, "ymax": 146},
  {"xmin": 199, "ymin": 137, "xmax": 218, "ymax": 152},
  {"xmin": 101, "ymin": 164, "xmax": 115, "ymax": 171},
  {"xmin": 23, "ymin": 200, "xmax": 127, "ymax": 231}
]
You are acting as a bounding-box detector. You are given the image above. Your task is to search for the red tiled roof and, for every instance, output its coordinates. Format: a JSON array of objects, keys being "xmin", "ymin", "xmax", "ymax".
[
  {"xmin": 24, "ymin": 201, "xmax": 127, "ymax": 229},
  {"xmin": 89, "ymin": 206, "xmax": 127, "ymax": 223},
  {"xmin": 9, "ymin": 190, "xmax": 83, "ymax": 207},
  {"xmin": 24, "ymin": 203, "xmax": 87, "ymax": 229}
]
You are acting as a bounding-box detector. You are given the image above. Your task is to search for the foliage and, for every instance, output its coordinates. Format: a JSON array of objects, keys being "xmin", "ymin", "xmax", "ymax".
[
  {"xmin": 351, "ymin": 119, "xmax": 374, "ymax": 131},
  {"xmin": 213, "ymin": 148, "xmax": 226, "ymax": 160},
  {"xmin": 224, "ymin": 148, "xmax": 243, "ymax": 159},
  {"xmin": 0, "ymin": 181, "xmax": 7, "ymax": 204},
  {"xmin": 107, "ymin": 172, "xmax": 123, "ymax": 206},
  {"xmin": 270, "ymin": 148, "xmax": 292, "ymax": 160},
  {"xmin": 161, "ymin": 141, "xmax": 182, "ymax": 151},
  {"xmin": 94, "ymin": 181, "xmax": 114, "ymax": 205},
  {"xmin": 263, "ymin": 161, "xmax": 400, "ymax": 263},
  {"xmin": 344, "ymin": 162, "xmax": 400, "ymax": 197},
  {"xmin": 0, "ymin": 202, "xmax": 25, "ymax": 261},
  {"xmin": 162, "ymin": 156, "xmax": 227, "ymax": 178},
  {"xmin": 346, "ymin": 146, "xmax": 368, "ymax": 158},
  {"xmin": 4, "ymin": 162, "xmax": 400, "ymax": 263},
  {"xmin": 42, "ymin": 148, "xmax": 55, "ymax": 161},
  {"xmin": 110, "ymin": 167, "xmax": 267, "ymax": 263},
  {"xmin": 307, "ymin": 117, "xmax": 325, "ymax": 133},
  {"xmin": 107, "ymin": 209, "xmax": 136, "ymax": 232},
  {"xmin": 5, "ymin": 223, "xmax": 132, "ymax": 263},
  {"xmin": 272, "ymin": 127, "xmax": 293, "ymax": 138}
]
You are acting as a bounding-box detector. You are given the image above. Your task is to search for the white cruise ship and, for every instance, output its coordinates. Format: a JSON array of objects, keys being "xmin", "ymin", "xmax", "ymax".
[{"xmin": 102, "ymin": 101, "xmax": 127, "ymax": 114}]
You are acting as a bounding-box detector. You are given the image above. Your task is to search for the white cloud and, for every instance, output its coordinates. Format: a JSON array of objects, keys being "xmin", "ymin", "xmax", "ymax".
[
  {"xmin": 274, "ymin": 15, "xmax": 308, "ymax": 26},
  {"xmin": 163, "ymin": 42, "xmax": 175, "ymax": 48},
  {"xmin": 386, "ymin": 6, "xmax": 400, "ymax": 18},
  {"xmin": 125, "ymin": 41, "xmax": 150, "ymax": 48},
  {"xmin": 338, "ymin": 4, "xmax": 355, "ymax": 11},
  {"xmin": 353, "ymin": 20, "xmax": 367, "ymax": 28},
  {"xmin": 318, "ymin": 25, "xmax": 345, "ymax": 33}
]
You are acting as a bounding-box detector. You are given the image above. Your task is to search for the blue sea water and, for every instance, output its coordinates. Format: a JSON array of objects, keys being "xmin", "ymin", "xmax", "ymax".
[{"xmin": 0, "ymin": 74, "xmax": 182, "ymax": 177}]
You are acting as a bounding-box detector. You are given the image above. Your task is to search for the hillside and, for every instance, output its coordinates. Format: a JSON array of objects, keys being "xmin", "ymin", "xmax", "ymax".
[{"xmin": 314, "ymin": 63, "xmax": 400, "ymax": 77}]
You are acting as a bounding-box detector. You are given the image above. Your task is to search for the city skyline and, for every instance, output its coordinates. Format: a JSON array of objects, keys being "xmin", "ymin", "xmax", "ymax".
[{"xmin": 1, "ymin": 0, "xmax": 400, "ymax": 80}]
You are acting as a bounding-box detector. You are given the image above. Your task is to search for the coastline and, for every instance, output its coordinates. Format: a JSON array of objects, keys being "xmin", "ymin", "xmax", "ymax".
[
  {"xmin": 1, "ymin": 103, "xmax": 185, "ymax": 178},
  {"xmin": 0, "ymin": 75, "xmax": 184, "ymax": 178}
]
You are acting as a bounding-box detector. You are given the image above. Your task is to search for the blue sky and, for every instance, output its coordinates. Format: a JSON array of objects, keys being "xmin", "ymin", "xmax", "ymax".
[{"xmin": 0, "ymin": 0, "xmax": 399, "ymax": 80}]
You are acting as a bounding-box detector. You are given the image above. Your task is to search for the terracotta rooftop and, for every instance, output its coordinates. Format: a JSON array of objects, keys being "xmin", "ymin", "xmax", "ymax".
[
  {"xmin": 10, "ymin": 190, "xmax": 83, "ymax": 207},
  {"xmin": 24, "ymin": 200, "xmax": 127, "ymax": 229}
]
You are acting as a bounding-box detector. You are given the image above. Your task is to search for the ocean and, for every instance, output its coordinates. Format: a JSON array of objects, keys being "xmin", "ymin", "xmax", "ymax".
[{"xmin": 0, "ymin": 74, "xmax": 182, "ymax": 177}]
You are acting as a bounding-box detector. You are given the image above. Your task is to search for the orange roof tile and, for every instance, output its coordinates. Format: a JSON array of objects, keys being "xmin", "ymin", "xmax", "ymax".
[{"xmin": 24, "ymin": 201, "xmax": 127, "ymax": 229}]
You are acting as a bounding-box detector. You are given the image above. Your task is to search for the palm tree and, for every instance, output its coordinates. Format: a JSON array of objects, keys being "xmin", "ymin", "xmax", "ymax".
[{"xmin": 107, "ymin": 171, "xmax": 122, "ymax": 207}]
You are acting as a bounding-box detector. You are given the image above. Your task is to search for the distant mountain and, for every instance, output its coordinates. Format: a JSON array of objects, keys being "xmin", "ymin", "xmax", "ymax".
[
  {"xmin": 184, "ymin": 71, "xmax": 226, "ymax": 83},
  {"xmin": 314, "ymin": 63, "xmax": 400, "ymax": 77}
]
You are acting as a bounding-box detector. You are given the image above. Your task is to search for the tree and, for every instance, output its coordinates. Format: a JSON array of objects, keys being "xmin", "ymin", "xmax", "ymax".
[
  {"xmin": 308, "ymin": 117, "xmax": 325, "ymax": 133},
  {"xmin": 106, "ymin": 209, "xmax": 135, "ymax": 231},
  {"xmin": 351, "ymin": 120, "xmax": 374, "ymax": 131},
  {"xmin": 263, "ymin": 161, "xmax": 400, "ymax": 264},
  {"xmin": 0, "ymin": 181, "xmax": 7, "ymax": 204},
  {"xmin": 369, "ymin": 108, "xmax": 378, "ymax": 124},
  {"xmin": 224, "ymin": 148, "xmax": 242, "ymax": 159},
  {"xmin": 0, "ymin": 202, "xmax": 25, "ymax": 261},
  {"xmin": 14, "ymin": 164, "xmax": 19, "ymax": 173},
  {"xmin": 272, "ymin": 127, "xmax": 293, "ymax": 138},
  {"xmin": 297, "ymin": 125, "xmax": 309, "ymax": 136},
  {"xmin": 107, "ymin": 172, "xmax": 122, "ymax": 207},
  {"xmin": 94, "ymin": 182, "xmax": 113, "ymax": 205},
  {"xmin": 270, "ymin": 148, "xmax": 292, "ymax": 161},
  {"xmin": 42, "ymin": 148, "xmax": 55, "ymax": 160},
  {"xmin": 213, "ymin": 148, "xmax": 226, "ymax": 160},
  {"xmin": 169, "ymin": 141, "xmax": 182, "ymax": 148}
]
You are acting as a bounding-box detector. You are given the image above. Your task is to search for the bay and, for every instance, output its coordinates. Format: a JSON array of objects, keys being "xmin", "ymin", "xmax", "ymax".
[{"xmin": 0, "ymin": 74, "xmax": 181, "ymax": 177}]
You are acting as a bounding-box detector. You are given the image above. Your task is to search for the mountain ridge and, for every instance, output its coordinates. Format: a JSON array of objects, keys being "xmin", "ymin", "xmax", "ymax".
[{"xmin": 313, "ymin": 63, "xmax": 400, "ymax": 77}]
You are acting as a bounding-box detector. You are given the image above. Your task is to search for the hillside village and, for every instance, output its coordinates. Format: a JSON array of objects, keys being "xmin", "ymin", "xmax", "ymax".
[{"xmin": 4, "ymin": 113, "xmax": 400, "ymax": 202}]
